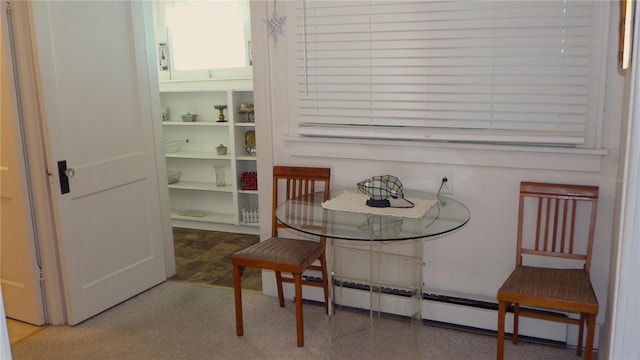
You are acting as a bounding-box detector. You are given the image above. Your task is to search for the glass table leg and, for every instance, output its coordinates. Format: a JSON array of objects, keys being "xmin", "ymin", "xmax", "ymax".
[{"xmin": 327, "ymin": 238, "xmax": 425, "ymax": 359}]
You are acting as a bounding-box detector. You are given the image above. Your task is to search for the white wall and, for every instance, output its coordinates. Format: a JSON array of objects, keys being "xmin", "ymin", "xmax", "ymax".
[{"xmin": 251, "ymin": 1, "xmax": 625, "ymax": 346}]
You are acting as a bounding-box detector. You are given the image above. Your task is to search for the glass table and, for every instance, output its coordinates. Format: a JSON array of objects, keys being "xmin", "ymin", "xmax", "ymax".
[
  {"xmin": 275, "ymin": 189, "xmax": 470, "ymax": 241},
  {"xmin": 275, "ymin": 189, "xmax": 470, "ymax": 358}
]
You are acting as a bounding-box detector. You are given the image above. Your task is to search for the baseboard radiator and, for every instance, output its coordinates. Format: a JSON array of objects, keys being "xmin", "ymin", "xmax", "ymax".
[
  {"xmin": 321, "ymin": 276, "xmax": 562, "ymax": 316},
  {"xmin": 302, "ymin": 275, "xmax": 571, "ymax": 344}
]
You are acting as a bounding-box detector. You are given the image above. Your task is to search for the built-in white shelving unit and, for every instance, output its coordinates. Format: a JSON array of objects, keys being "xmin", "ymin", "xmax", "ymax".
[{"xmin": 160, "ymin": 80, "xmax": 258, "ymax": 235}]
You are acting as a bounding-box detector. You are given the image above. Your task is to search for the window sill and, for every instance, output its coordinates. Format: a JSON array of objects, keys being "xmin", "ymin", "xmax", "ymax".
[
  {"xmin": 159, "ymin": 78, "xmax": 253, "ymax": 92},
  {"xmin": 284, "ymin": 136, "xmax": 608, "ymax": 172}
]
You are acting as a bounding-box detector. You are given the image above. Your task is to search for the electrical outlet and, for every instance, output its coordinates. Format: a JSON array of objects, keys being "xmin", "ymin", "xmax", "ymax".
[{"xmin": 439, "ymin": 174, "xmax": 453, "ymax": 194}]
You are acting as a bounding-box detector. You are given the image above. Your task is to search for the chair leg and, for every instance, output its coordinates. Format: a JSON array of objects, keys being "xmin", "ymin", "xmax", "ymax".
[
  {"xmin": 276, "ymin": 271, "xmax": 285, "ymax": 307},
  {"xmin": 232, "ymin": 264, "xmax": 244, "ymax": 337},
  {"xmin": 319, "ymin": 252, "xmax": 329, "ymax": 314},
  {"xmin": 497, "ymin": 301, "xmax": 506, "ymax": 360},
  {"xmin": 294, "ymin": 273, "xmax": 304, "ymax": 347},
  {"xmin": 512, "ymin": 303, "xmax": 520, "ymax": 345},
  {"xmin": 584, "ymin": 313, "xmax": 596, "ymax": 360},
  {"xmin": 577, "ymin": 313, "xmax": 585, "ymax": 356}
]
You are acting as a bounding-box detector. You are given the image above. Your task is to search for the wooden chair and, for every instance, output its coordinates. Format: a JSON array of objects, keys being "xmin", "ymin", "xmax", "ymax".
[
  {"xmin": 230, "ymin": 166, "xmax": 330, "ymax": 347},
  {"xmin": 496, "ymin": 182, "xmax": 599, "ymax": 360}
]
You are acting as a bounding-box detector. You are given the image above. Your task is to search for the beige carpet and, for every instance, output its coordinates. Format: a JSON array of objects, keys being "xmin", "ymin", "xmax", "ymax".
[{"xmin": 9, "ymin": 281, "xmax": 593, "ymax": 360}]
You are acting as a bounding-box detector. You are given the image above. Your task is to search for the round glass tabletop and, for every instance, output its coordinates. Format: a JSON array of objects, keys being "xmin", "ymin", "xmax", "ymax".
[{"xmin": 275, "ymin": 189, "xmax": 470, "ymax": 241}]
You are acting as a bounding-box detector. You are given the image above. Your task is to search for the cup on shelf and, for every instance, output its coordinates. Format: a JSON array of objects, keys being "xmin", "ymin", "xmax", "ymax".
[
  {"xmin": 161, "ymin": 105, "xmax": 169, "ymax": 122},
  {"xmin": 216, "ymin": 144, "xmax": 228, "ymax": 155},
  {"xmin": 214, "ymin": 166, "xmax": 226, "ymax": 187}
]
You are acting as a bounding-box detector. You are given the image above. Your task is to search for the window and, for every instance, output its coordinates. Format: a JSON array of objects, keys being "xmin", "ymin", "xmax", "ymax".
[
  {"xmin": 294, "ymin": 1, "xmax": 608, "ymax": 147},
  {"xmin": 155, "ymin": 0, "xmax": 252, "ymax": 81}
]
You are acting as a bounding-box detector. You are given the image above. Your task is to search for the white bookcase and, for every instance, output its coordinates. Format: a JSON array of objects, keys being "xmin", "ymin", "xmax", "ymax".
[{"xmin": 160, "ymin": 80, "xmax": 258, "ymax": 235}]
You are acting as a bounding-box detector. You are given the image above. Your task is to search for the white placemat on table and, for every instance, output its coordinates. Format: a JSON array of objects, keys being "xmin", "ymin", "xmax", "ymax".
[{"xmin": 321, "ymin": 191, "xmax": 437, "ymax": 219}]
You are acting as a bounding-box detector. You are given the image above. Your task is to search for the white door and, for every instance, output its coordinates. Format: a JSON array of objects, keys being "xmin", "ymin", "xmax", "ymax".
[
  {"xmin": 0, "ymin": 17, "xmax": 45, "ymax": 325},
  {"xmin": 30, "ymin": 1, "xmax": 167, "ymax": 324}
]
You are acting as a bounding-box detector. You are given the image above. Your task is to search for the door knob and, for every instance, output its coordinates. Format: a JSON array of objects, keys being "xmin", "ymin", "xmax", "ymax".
[{"xmin": 65, "ymin": 168, "xmax": 75, "ymax": 177}]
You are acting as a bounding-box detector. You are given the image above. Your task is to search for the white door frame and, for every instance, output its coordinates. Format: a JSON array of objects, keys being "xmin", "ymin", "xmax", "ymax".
[
  {"xmin": 6, "ymin": 0, "xmax": 66, "ymax": 324},
  {"xmin": 2, "ymin": 0, "xmax": 45, "ymax": 325},
  {"xmin": 607, "ymin": 2, "xmax": 640, "ymax": 357}
]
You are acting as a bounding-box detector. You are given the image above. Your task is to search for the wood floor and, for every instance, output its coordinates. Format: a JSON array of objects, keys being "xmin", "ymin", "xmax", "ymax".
[{"xmin": 170, "ymin": 227, "xmax": 262, "ymax": 291}]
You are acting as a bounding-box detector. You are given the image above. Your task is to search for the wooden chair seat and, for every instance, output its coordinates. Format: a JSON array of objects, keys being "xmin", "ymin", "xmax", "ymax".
[
  {"xmin": 498, "ymin": 266, "xmax": 597, "ymax": 311},
  {"xmin": 231, "ymin": 237, "xmax": 324, "ymax": 273}
]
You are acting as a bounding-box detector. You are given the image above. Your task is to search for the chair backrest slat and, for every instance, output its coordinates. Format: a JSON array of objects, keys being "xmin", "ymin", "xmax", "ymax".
[
  {"xmin": 560, "ymin": 199, "xmax": 568, "ymax": 253},
  {"xmin": 534, "ymin": 201, "xmax": 542, "ymax": 251},
  {"xmin": 543, "ymin": 198, "xmax": 551, "ymax": 251},
  {"xmin": 516, "ymin": 181, "xmax": 598, "ymax": 272},
  {"xmin": 570, "ymin": 199, "xmax": 577, "ymax": 254},
  {"xmin": 549, "ymin": 200, "xmax": 560, "ymax": 251}
]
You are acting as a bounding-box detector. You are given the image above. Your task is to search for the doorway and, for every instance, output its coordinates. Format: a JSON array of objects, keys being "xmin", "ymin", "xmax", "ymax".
[{"xmin": 152, "ymin": 1, "xmax": 261, "ymax": 291}]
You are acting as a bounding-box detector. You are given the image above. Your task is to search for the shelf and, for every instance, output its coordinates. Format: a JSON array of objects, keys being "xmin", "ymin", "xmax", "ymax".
[
  {"xmin": 161, "ymin": 87, "xmax": 257, "ymax": 232},
  {"xmin": 163, "ymin": 121, "xmax": 229, "ymax": 126},
  {"xmin": 168, "ymin": 181, "xmax": 234, "ymax": 192},
  {"xmin": 170, "ymin": 210, "xmax": 235, "ymax": 224},
  {"xmin": 238, "ymin": 190, "xmax": 258, "ymax": 195},
  {"xmin": 165, "ymin": 151, "xmax": 231, "ymax": 160},
  {"xmin": 235, "ymin": 122, "xmax": 255, "ymax": 127},
  {"xmin": 159, "ymin": 79, "xmax": 253, "ymax": 92}
]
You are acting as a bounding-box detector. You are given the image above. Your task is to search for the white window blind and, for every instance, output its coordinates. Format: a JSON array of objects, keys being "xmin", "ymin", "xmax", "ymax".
[{"xmin": 295, "ymin": 1, "xmax": 607, "ymax": 146}]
